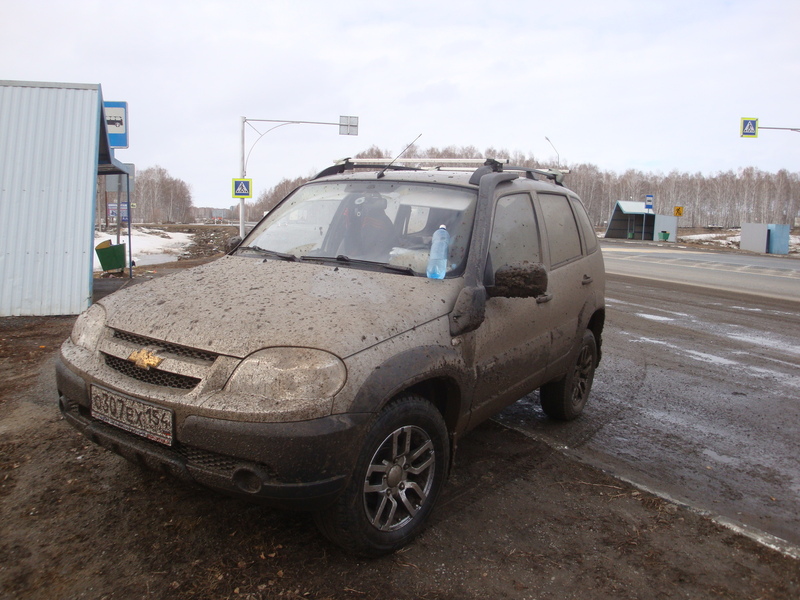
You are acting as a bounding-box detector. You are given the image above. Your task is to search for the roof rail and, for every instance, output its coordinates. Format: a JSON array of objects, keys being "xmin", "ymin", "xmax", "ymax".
[
  {"xmin": 467, "ymin": 160, "xmax": 569, "ymax": 186},
  {"xmin": 351, "ymin": 158, "xmax": 508, "ymax": 166},
  {"xmin": 312, "ymin": 157, "xmax": 569, "ymax": 186},
  {"xmin": 504, "ymin": 166, "xmax": 570, "ymax": 186},
  {"xmin": 312, "ymin": 158, "xmax": 422, "ymax": 180}
]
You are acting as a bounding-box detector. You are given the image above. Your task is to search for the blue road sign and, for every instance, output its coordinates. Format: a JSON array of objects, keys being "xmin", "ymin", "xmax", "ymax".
[
  {"xmin": 104, "ymin": 101, "xmax": 129, "ymax": 148},
  {"xmin": 741, "ymin": 118, "xmax": 758, "ymax": 138},
  {"xmin": 232, "ymin": 178, "xmax": 252, "ymax": 198}
]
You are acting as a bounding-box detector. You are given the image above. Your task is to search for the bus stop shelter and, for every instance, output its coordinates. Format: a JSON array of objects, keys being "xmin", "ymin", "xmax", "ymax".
[
  {"xmin": 604, "ymin": 201, "xmax": 678, "ymax": 242},
  {"xmin": 0, "ymin": 80, "xmax": 130, "ymax": 316}
]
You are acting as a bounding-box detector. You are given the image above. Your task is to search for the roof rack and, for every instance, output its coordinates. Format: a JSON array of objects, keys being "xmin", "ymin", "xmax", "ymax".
[
  {"xmin": 312, "ymin": 157, "xmax": 569, "ymax": 185},
  {"xmin": 506, "ymin": 165, "xmax": 570, "ymax": 185},
  {"xmin": 312, "ymin": 158, "xmax": 423, "ymax": 180},
  {"xmin": 350, "ymin": 158, "xmax": 508, "ymax": 166}
]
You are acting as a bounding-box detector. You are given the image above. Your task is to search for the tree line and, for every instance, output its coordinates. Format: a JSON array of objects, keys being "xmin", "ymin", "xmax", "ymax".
[
  {"xmin": 98, "ymin": 150, "xmax": 799, "ymax": 229},
  {"xmin": 96, "ymin": 166, "xmax": 194, "ymax": 225},
  {"xmin": 248, "ymin": 145, "xmax": 800, "ymax": 229}
]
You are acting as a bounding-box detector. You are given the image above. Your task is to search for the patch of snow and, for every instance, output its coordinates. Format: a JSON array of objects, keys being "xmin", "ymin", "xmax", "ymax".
[
  {"xmin": 683, "ymin": 350, "xmax": 738, "ymax": 366},
  {"xmin": 743, "ymin": 367, "xmax": 800, "ymax": 390},
  {"xmin": 681, "ymin": 233, "xmax": 730, "ymax": 241},
  {"xmin": 632, "ymin": 337, "xmax": 739, "ymax": 366},
  {"xmin": 93, "ymin": 228, "xmax": 194, "ymax": 271},
  {"xmin": 608, "ymin": 298, "xmax": 690, "ymax": 318},
  {"xmin": 635, "ymin": 313, "xmax": 675, "ymax": 322},
  {"xmin": 728, "ymin": 333, "xmax": 800, "ymax": 357}
]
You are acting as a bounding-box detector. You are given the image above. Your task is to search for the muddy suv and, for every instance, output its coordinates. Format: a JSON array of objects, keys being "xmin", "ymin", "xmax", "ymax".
[{"xmin": 57, "ymin": 158, "xmax": 605, "ymax": 556}]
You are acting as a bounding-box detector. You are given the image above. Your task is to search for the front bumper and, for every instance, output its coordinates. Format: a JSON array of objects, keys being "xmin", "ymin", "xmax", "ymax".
[{"xmin": 56, "ymin": 356, "xmax": 370, "ymax": 511}]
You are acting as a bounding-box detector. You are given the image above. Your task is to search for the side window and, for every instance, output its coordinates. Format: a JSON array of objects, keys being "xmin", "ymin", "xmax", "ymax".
[
  {"xmin": 538, "ymin": 193, "xmax": 582, "ymax": 267},
  {"xmin": 489, "ymin": 194, "xmax": 541, "ymax": 270},
  {"xmin": 571, "ymin": 198, "xmax": 598, "ymax": 253}
]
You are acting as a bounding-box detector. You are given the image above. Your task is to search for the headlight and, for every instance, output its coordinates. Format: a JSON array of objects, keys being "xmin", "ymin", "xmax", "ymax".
[
  {"xmin": 70, "ymin": 303, "xmax": 107, "ymax": 351},
  {"xmin": 226, "ymin": 348, "xmax": 346, "ymax": 400}
]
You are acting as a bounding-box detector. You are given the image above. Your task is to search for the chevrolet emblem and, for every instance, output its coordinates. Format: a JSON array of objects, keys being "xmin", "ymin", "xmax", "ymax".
[{"xmin": 127, "ymin": 348, "xmax": 164, "ymax": 370}]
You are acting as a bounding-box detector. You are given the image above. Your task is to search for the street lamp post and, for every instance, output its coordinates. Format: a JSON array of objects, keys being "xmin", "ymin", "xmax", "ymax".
[
  {"xmin": 544, "ymin": 136, "xmax": 560, "ymax": 168},
  {"xmin": 237, "ymin": 116, "xmax": 359, "ymax": 237}
]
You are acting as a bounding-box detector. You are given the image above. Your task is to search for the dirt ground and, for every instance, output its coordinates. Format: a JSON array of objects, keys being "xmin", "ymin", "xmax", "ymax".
[{"xmin": 1, "ymin": 250, "xmax": 799, "ymax": 600}]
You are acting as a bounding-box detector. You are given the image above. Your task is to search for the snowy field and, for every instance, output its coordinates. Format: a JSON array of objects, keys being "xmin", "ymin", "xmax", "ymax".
[{"xmin": 93, "ymin": 227, "xmax": 194, "ymax": 271}]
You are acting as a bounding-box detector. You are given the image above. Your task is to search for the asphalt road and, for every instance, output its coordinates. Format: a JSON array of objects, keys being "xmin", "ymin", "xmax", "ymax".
[
  {"xmin": 602, "ymin": 241, "xmax": 800, "ymax": 301},
  {"xmin": 497, "ymin": 241, "xmax": 800, "ymax": 555}
]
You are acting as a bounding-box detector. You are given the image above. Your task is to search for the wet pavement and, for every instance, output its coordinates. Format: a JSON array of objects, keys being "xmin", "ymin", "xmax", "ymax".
[{"xmin": 497, "ymin": 271, "xmax": 800, "ymax": 555}]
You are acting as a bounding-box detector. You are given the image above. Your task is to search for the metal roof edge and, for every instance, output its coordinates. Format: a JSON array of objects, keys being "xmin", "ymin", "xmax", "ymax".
[
  {"xmin": 0, "ymin": 79, "xmax": 100, "ymax": 91},
  {"xmin": 615, "ymin": 200, "xmax": 651, "ymax": 214}
]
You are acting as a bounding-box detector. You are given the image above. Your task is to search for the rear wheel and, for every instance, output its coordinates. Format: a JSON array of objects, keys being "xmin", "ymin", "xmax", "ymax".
[
  {"xmin": 314, "ymin": 394, "xmax": 449, "ymax": 557},
  {"xmin": 540, "ymin": 329, "xmax": 597, "ymax": 421}
]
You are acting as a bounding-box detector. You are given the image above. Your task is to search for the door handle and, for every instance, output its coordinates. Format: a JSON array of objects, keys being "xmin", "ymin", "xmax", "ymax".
[
  {"xmin": 581, "ymin": 275, "xmax": 593, "ymax": 285},
  {"xmin": 536, "ymin": 293, "xmax": 553, "ymax": 304}
]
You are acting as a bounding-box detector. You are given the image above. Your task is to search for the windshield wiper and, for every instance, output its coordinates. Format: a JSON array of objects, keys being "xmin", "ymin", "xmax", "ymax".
[
  {"xmin": 377, "ymin": 263, "xmax": 416, "ymax": 275},
  {"xmin": 300, "ymin": 254, "xmax": 415, "ymax": 276},
  {"xmin": 237, "ymin": 246, "xmax": 298, "ymax": 261},
  {"xmin": 299, "ymin": 254, "xmax": 356, "ymax": 265}
]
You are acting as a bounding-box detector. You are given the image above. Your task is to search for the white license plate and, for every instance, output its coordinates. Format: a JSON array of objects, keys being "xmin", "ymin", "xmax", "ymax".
[{"xmin": 91, "ymin": 386, "xmax": 173, "ymax": 446}]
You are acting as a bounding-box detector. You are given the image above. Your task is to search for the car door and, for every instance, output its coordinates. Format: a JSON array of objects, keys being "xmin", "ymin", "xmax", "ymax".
[
  {"xmin": 468, "ymin": 192, "xmax": 553, "ymax": 426},
  {"xmin": 534, "ymin": 191, "xmax": 593, "ymax": 380}
]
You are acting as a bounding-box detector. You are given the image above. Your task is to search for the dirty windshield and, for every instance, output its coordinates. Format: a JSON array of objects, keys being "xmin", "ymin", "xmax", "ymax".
[{"xmin": 239, "ymin": 181, "xmax": 477, "ymax": 277}]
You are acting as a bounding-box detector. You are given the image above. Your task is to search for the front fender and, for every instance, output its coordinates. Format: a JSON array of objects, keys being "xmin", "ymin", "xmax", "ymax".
[{"xmin": 348, "ymin": 344, "xmax": 471, "ymax": 421}]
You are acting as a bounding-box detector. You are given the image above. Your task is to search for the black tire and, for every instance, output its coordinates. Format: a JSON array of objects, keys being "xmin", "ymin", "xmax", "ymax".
[
  {"xmin": 540, "ymin": 329, "xmax": 597, "ymax": 421},
  {"xmin": 314, "ymin": 394, "xmax": 449, "ymax": 557}
]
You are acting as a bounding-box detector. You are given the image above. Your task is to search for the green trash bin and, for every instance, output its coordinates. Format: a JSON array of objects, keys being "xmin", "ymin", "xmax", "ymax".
[
  {"xmin": 95, "ymin": 240, "xmax": 127, "ymax": 271},
  {"xmin": 658, "ymin": 231, "xmax": 670, "ymax": 241}
]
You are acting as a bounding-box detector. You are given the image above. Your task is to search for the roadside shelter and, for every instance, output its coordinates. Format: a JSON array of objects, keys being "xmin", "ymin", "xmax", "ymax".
[
  {"xmin": 604, "ymin": 201, "xmax": 678, "ymax": 242},
  {"xmin": 0, "ymin": 80, "xmax": 129, "ymax": 316},
  {"xmin": 741, "ymin": 223, "xmax": 791, "ymax": 255}
]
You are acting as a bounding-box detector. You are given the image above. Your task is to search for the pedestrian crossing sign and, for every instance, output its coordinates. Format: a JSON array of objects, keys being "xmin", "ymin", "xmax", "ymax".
[
  {"xmin": 740, "ymin": 118, "xmax": 758, "ymax": 138},
  {"xmin": 232, "ymin": 178, "xmax": 252, "ymax": 198}
]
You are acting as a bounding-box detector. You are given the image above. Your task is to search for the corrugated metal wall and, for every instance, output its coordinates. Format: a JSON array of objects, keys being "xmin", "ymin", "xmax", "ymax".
[{"xmin": 0, "ymin": 81, "xmax": 100, "ymax": 316}]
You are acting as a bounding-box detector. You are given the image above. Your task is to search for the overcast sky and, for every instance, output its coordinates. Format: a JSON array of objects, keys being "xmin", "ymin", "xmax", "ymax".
[{"xmin": 2, "ymin": 0, "xmax": 798, "ymax": 208}]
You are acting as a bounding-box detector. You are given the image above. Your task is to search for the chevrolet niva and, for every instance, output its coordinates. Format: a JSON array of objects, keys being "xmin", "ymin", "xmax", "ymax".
[{"xmin": 57, "ymin": 158, "xmax": 605, "ymax": 556}]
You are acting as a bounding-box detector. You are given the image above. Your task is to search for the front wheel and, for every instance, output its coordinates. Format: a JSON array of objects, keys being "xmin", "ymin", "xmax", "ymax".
[
  {"xmin": 314, "ymin": 395, "xmax": 449, "ymax": 557},
  {"xmin": 540, "ymin": 329, "xmax": 597, "ymax": 421}
]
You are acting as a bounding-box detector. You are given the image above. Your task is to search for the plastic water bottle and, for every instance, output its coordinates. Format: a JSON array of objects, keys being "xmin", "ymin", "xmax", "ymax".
[{"xmin": 426, "ymin": 225, "xmax": 450, "ymax": 280}]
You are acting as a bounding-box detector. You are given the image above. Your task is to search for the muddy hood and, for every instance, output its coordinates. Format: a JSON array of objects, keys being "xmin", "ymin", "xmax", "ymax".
[{"xmin": 100, "ymin": 256, "xmax": 461, "ymax": 358}]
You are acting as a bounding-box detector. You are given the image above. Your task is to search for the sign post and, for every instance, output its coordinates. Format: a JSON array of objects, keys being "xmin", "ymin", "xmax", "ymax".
[
  {"xmin": 238, "ymin": 115, "xmax": 360, "ymax": 238},
  {"xmin": 740, "ymin": 117, "xmax": 799, "ymax": 137},
  {"xmin": 232, "ymin": 179, "xmax": 253, "ymax": 238}
]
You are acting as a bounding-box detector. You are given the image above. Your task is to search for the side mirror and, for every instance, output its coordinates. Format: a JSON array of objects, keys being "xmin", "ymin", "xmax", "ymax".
[
  {"xmin": 487, "ymin": 262, "xmax": 548, "ymax": 299},
  {"xmin": 226, "ymin": 235, "xmax": 242, "ymax": 253},
  {"xmin": 450, "ymin": 286, "xmax": 487, "ymax": 336}
]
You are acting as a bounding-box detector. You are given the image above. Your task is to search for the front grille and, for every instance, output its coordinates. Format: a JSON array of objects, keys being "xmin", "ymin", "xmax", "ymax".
[
  {"xmin": 112, "ymin": 330, "xmax": 218, "ymax": 363},
  {"xmin": 103, "ymin": 353, "xmax": 201, "ymax": 390}
]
